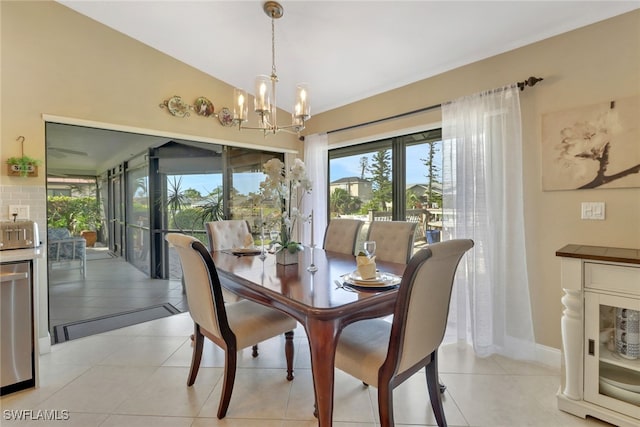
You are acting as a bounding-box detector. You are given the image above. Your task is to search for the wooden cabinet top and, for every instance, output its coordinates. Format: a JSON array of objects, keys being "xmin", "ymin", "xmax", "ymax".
[{"xmin": 556, "ymin": 244, "xmax": 640, "ymax": 265}]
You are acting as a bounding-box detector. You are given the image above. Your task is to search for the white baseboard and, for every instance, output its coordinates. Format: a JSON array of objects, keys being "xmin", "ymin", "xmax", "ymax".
[{"xmin": 535, "ymin": 343, "xmax": 561, "ymax": 369}]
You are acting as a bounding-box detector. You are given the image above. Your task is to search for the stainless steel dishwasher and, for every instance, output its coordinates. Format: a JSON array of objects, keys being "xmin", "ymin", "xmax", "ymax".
[{"xmin": 0, "ymin": 261, "xmax": 35, "ymax": 395}]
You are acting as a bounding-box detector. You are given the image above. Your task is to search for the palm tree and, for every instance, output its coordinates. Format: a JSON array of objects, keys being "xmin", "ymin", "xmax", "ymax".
[{"xmin": 165, "ymin": 176, "xmax": 188, "ymax": 231}]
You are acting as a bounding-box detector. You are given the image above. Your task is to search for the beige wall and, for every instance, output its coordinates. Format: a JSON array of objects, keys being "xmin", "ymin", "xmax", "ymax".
[
  {"xmin": 1, "ymin": 0, "xmax": 301, "ymax": 184},
  {"xmin": 309, "ymin": 10, "xmax": 640, "ymax": 350},
  {"xmin": 2, "ymin": 2, "xmax": 639, "ymax": 351},
  {"xmin": 0, "ymin": 1, "xmax": 300, "ymax": 346}
]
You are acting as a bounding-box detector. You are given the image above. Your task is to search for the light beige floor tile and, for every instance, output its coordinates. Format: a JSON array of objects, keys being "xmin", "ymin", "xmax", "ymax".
[
  {"xmin": 191, "ymin": 418, "xmax": 283, "ymax": 426},
  {"xmin": 44, "ymin": 335, "xmax": 132, "ymax": 366},
  {"xmin": 198, "ymin": 368, "xmax": 293, "ymax": 419},
  {"xmin": 331, "ymin": 370, "xmax": 377, "ymax": 423},
  {"xmin": 100, "ymin": 414, "xmax": 194, "ymax": 427},
  {"xmin": 438, "ymin": 342, "xmax": 507, "ymax": 375},
  {"xmin": 371, "ymin": 373, "xmax": 468, "ymax": 426},
  {"xmin": 442, "ymin": 372, "xmax": 612, "ymax": 426},
  {"xmin": 492, "ymin": 353, "xmax": 560, "ymax": 376},
  {"xmin": 162, "ymin": 333, "xmax": 300, "ymax": 371},
  {"xmin": 115, "ymin": 366, "xmax": 221, "ymax": 417},
  {"xmin": 96, "ymin": 336, "xmax": 188, "ymax": 367},
  {"xmin": 5, "ymin": 312, "xmax": 622, "ymax": 427},
  {"xmin": 0, "ymin": 364, "xmax": 90, "ymax": 410},
  {"xmin": 32, "ymin": 365, "xmax": 157, "ymax": 413},
  {"xmin": 1, "ymin": 411, "xmax": 109, "ymax": 427},
  {"xmin": 284, "ymin": 369, "xmax": 318, "ymax": 421}
]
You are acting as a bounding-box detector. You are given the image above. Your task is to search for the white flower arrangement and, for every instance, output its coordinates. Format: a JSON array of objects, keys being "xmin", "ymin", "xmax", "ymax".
[{"xmin": 260, "ymin": 158, "xmax": 312, "ymax": 253}]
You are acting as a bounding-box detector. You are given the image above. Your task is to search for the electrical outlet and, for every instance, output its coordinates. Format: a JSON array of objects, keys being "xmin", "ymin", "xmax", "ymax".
[{"xmin": 9, "ymin": 205, "xmax": 30, "ymax": 219}]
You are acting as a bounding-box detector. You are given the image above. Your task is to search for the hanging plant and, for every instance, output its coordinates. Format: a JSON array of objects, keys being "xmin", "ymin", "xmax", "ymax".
[
  {"xmin": 6, "ymin": 136, "xmax": 41, "ymax": 177},
  {"xmin": 7, "ymin": 155, "xmax": 41, "ymax": 177}
]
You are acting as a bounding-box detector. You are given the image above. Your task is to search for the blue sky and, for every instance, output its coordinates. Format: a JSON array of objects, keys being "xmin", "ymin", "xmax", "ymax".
[
  {"xmin": 330, "ymin": 144, "xmax": 442, "ymax": 185},
  {"xmin": 175, "ymin": 143, "xmax": 443, "ymax": 197}
]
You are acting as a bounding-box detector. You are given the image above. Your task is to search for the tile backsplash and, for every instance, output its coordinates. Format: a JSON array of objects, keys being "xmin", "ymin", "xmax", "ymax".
[{"xmin": 0, "ymin": 184, "xmax": 47, "ymax": 243}]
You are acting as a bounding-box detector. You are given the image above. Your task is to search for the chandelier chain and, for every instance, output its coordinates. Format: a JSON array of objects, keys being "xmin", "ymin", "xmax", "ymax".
[{"xmin": 271, "ymin": 15, "xmax": 277, "ymax": 79}]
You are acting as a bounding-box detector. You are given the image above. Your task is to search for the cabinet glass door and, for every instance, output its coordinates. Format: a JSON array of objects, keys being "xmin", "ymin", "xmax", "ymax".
[{"xmin": 585, "ymin": 292, "xmax": 640, "ymax": 419}]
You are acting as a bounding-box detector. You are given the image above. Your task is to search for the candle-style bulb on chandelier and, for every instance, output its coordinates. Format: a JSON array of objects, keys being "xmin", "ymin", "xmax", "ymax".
[{"xmin": 232, "ymin": 1, "xmax": 310, "ymax": 135}]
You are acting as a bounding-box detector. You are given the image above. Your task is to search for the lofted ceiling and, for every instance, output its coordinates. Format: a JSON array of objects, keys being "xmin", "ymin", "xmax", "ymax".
[{"xmin": 48, "ymin": 0, "xmax": 640, "ymax": 176}]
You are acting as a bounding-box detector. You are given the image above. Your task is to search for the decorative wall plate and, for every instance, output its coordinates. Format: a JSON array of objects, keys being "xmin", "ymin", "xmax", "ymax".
[
  {"xmin": 194, "ymin": 97, "xmax": 214, "ymax": 117},
  {"xmin": 161, "ymin": 95, "xmax": 190, "ymax": 117},
  {"xmin": 218, "ymin": 107, "xmax": 234, "ymax": 127}
]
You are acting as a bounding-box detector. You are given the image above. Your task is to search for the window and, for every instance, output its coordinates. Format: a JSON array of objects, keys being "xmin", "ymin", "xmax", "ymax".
[{"xmin": 329, "ymin": 129, "xmax": 442, "ymax": 251}]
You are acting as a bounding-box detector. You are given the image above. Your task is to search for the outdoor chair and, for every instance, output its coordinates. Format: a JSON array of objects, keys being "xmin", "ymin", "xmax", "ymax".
[{"xmin": 47, "ymin": 227, "xmax": 87, "ymax": 278}]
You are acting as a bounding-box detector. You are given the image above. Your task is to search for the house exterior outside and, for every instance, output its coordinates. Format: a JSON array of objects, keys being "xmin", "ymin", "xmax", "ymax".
[{"xmin": 329, "ymin": 177, "xmax": 373, "ymax": 203}]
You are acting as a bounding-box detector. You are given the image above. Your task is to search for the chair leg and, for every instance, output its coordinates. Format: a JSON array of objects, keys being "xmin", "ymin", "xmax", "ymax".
[
  {"xmin": 377, "ymin": 381, "xmax": 394, "ymax": 427},
  {"xmin": 217, "ymin": 344, "xmax": 238, "ymax": 419},
  {"xmin": 252, "ymin": 344, "xmax": 259, "ymax": 357},
  {"xmin": 285, "ymin": 331, "xmax": 294, "ymax": 381},
  {"xmin": 426, "ymin": 352, "xmax": 447, "ymax": 427},
  {"xmin": 187, "ymin": 324, "xmax": 204, "ymax": 386}
]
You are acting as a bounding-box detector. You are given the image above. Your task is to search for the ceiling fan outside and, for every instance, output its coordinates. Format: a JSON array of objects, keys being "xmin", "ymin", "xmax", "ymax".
[{"xmin": 47, "ymin": 147, "xmax": 89, "ymax": 158}]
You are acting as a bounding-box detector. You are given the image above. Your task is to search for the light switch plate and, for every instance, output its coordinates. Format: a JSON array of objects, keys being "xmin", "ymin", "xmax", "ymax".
[{"xmin": 581, "ymin": 202, "xmax": 605, "ymax": 220}]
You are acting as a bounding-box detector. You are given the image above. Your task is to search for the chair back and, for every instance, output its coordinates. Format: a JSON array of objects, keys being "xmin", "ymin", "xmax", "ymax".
[
  {"xmin": 366, "ymin": 221, "xmax": 417, "ymax": 264},
  {"xmin": 389, "ymin": 239, "xmax": 474, "ymax": 376},
  {"xmin": 323, "ymin": 218, "xmax": 363, "ymax": 255},
  {"xmin": 166, "ymin": 233, "xmax": 230, "ymax": 339},
  {"xmin": 205, "ymin": 220, "xmax": 251, "ymax": 251}
]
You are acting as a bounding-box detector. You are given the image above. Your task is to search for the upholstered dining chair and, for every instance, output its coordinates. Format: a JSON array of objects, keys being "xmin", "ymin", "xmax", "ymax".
[
  {"xmin": 335, "ymin": 239, "xmax": 474, "ymax": 427},
  {"xmin": 205, "ymin": 220, "xmax": 253, "ymax": 252},
  {"xmin": 322, "ymin": 218, "xmax": 364, "ymax": 255},
  {"xmin": 365, "ymin": 220, "xmax": 418, "ymax": 264},
  {"xmin": 205, "ymin": 220, "xmax": 254, "ymax": 304},
  {"xmin": 166, "ymin": 233, "xmax": 296, "ymax": 419}
]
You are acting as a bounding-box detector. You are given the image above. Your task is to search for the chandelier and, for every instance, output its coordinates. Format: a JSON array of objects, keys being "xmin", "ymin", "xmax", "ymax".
[{"xmin": 232, "ymin": 1, "xmax": 310, "ymax": 135}]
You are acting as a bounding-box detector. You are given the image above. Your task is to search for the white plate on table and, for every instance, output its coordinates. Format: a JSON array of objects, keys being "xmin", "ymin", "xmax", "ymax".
[{"xmin": 341, "ymin": 271, "xmax": 401, "ymax": 288}]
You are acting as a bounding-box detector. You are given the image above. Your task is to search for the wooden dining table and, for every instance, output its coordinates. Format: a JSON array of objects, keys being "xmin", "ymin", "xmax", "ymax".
[{"xmin": 211, "ymin": 246, "xmax": 406, "ymax": 427}]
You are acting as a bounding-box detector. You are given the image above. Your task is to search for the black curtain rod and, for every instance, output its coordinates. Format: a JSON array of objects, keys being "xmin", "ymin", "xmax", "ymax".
[{"xmin": 326, "ymin": 76, "xmax": 543, "ymax": 135}]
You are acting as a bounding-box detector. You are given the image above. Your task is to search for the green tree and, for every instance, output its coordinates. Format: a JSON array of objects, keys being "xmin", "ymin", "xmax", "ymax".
[
  {"xmin": 367, "ymin": 149, "xmax": 392, "ymax": 211},
  {"xmin": 420, "ymin": 141, "xmax": 441, "ymax": 208},
  {"xmin": 165, "ymin": 176, "xmax": 188, "ymax": 231},
  {"xmin": 47, "ymin": 196, "xmax": 102, "ymax": 234},
  {"xmin": 183, "ymin": 188, "xmax": 202, "ymax": 200},
  {"xmin": 330, "ymin": 188, "xmax": 363, "ymax": 217},
  {"xmin": 359, "ymin": 156, "xmax": 368, "ymax": 179},
  {"xmin": 196, "ymin": 186, "xmax": 224, "ymax": 224}
]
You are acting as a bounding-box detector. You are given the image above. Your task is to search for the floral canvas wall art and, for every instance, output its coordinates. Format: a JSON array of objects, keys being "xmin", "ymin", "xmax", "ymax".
[{"xmin": 541, "ymin": 95, "xmax": 640, "ymax": 190}]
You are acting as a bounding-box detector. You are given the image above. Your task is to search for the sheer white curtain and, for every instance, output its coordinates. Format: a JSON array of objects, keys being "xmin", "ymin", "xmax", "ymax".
[
  {"xmin": 302, "ymin": 133, "xmax": 328, "ymax": 246},
  {"xmin": 442, "ymin": 85, "xmax": 536, "ymax": 360}
]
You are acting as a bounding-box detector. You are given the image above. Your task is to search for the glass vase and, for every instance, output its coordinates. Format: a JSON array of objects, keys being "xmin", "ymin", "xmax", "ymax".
[{"xmin": 276, "ymin": 249, "xmax": 299, "ymax": 265}]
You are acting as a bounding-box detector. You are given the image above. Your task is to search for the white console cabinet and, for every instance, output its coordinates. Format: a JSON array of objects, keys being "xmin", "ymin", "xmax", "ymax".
[{"xmin": 557, "ymin": 245, "xmax": 640, "ymax": 427}]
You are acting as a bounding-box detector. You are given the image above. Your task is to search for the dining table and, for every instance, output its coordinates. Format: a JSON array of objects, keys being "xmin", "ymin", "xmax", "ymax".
[{"xmin": 211, "ymin": 246, "xmax": 406, "ymax": 427}]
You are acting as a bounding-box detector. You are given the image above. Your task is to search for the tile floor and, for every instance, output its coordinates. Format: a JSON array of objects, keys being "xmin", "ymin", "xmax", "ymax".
[
  {"xmin": 1, "ymin": 312, "xmax": 615, "ymax": 427},
  {"xmin": 48, "ymin": 252, "xmax": 188, "ymax": 339}
]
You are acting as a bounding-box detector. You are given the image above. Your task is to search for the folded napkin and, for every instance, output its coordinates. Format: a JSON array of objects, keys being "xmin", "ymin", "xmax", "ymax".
[
  {"xmin": 356, "ymin": 255, "xmax": 377, "ymax": 280},
  {"xmin": 243, "ymin": 233, "xmax": 254, "ymax": 248}
]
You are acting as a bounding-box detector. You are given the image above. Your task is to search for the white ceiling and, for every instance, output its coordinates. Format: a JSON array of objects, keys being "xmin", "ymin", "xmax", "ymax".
[
  {"xmin": 48, "ymin": 0, "xmax": 640, "ymax": 176},
  {"xmin": 58, "ymin": 0, "xmax": 640, "ymax": 115}
]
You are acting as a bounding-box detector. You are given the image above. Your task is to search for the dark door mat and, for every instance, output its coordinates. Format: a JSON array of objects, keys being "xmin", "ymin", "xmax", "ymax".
[{"xmin": 53, "ymin": 303, "xmax": 181, "ymax": 343}]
